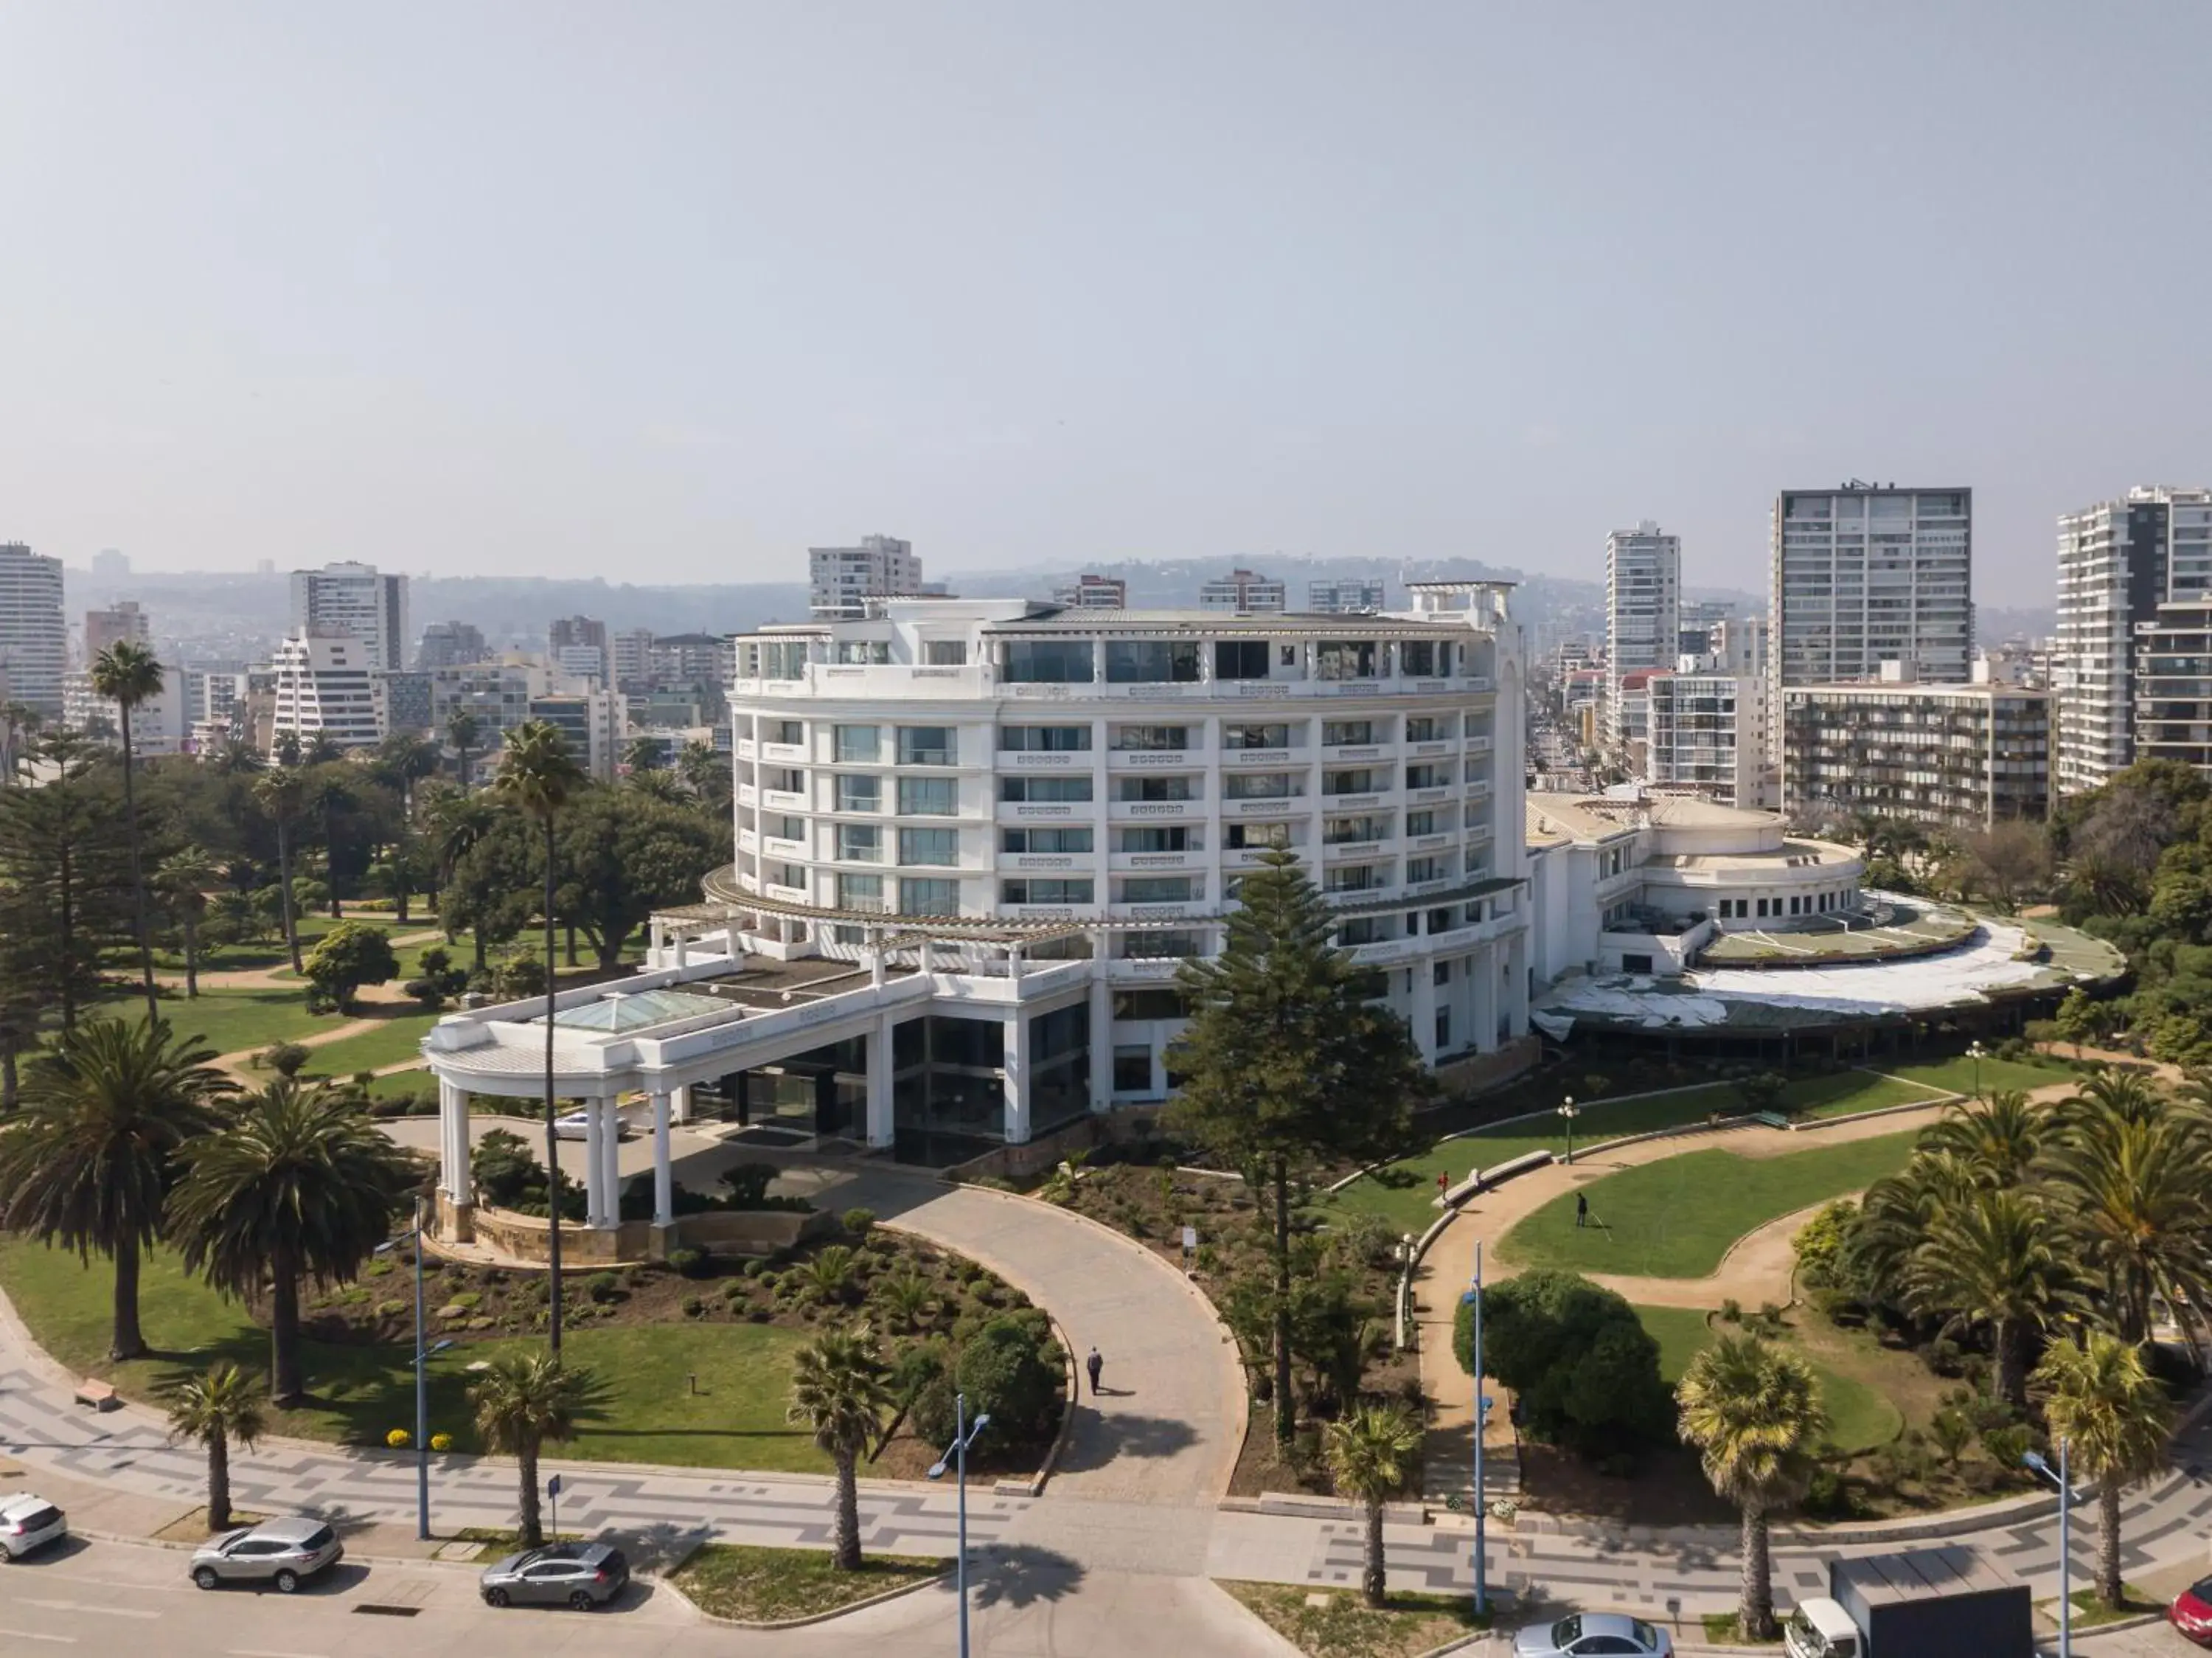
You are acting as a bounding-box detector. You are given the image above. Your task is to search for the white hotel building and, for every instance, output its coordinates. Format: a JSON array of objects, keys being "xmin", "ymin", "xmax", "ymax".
[{"xmin": 417, "ymin": 586, "xmax": 1531, "ymax": 1235}]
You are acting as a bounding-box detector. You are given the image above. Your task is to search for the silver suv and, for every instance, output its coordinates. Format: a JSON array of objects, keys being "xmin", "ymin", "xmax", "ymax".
[
  {"xmin": 190, "ymin": 1516, "xmax": 344, "ymax": 1592},
  {"xmin": 0, "ymin": 1494, "xmax": 68, "ymax": 1560}
]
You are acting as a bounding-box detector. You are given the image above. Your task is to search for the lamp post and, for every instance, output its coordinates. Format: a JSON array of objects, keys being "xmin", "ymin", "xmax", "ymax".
[
  {"xmin": 1968, "ymin": 1040, "xmax": 1986, "ymax": 1101},
  {"xmin": 1458, "ymin": 1241, "xmax": 1489, "ymax": 1620},
  {"xmin": 2025, "ymin": 1437, "xmax": 2072, "ymax": 1658},
  {"xmin": 374, "ymin": 1196, "xmax": 454, "ymax": 1541},
  {"xmin": 928, "ymin": 1392, "xmax": 992, "ymax": 1658},
  {"xmin": 1558, "ymin": 1096, "xmax": 1580, "ymax": 1165}
]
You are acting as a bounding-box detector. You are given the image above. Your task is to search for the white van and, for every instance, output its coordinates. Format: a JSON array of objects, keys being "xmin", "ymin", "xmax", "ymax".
[{"xmin": 1784, "ymin": 1600, "xmax": 1861, "ymax": 1658}]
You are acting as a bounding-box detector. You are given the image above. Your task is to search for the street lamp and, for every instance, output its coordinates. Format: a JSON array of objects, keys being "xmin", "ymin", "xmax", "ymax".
[
  {"xmin": 1558, "ymin": 1096, "xmax": 1580, "ymax": 1165},
  {"xmin": 2025, "ymin": 1438, "xmax": 2073, "ymax": 1658},
  {"xmin": 1458, "ymin": 1241, "xmax": 1490, "ymax": 1620},
  {"xmin": 1968, "ymin": 1040, "xmax": 1986, "ymax": 1101},
  {"xmin": 374, "ymin": 1196, "xmax": 455, "ymax": 1541},
  {"xmin": 928, "ymin": 1392, "xmax": 992, "ymax": 1658}
]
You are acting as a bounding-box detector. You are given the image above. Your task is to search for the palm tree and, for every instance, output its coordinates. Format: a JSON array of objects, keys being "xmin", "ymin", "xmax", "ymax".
[
  {"xmin": 1919, "ymin": 1091, "xmax": 2042, "ymax": 1186},
  {"xmin": 155, "ymin": 847, "xmax": 221, "ymax": 999},
  {"xmin": 470, "ymin": 1350, "xmax": 602, "ymax": 1549},
  {"xmin": 1676, "ymin": 1334, "xmax": 1829, "ymax": 1642},
  {"xmin": 445, "ymin": 708, "xmax": 481, "ymax": 789},
  {"xmin": 302, "ymin": 766, "xmax": 354, "ymax": 918},
  {"xmin": 251, "ymin": 768, "xmax": 307, "ymax": 973},
  {"xmin": 787, "ymin": 1325, "xmax": 894, "ymax": 1569},
  {"xmin": 2035, "ymin": 1331, "xmax": 2173, "ymax": 1611},
  {"xmin": 90, "ymin": 640, "xmax": 167, "ymax": 1022},
  {"xmin": 165, "ymin": 1362, "xmax": 266, "ymax": 1531},
  {"xmin": 0, "ymin": 1019, "xmax": 230, "ymax": 1359},
  {"xmin": 2065, "ymin": 1069, "xmax": 2166, "ymax": 1128},
  {"xmin": 2041, "ymin": 1100, "xmax": 2212, "ymax": 1353},
  {"xmin": 1899, "ymin": 1187, "xmax": 2073, "ymax": 1409},
  {"xmin": 493, "ymin": 721, "xmax": 585, "ymax": 1352},
  {"xmin": 167, "ymin": 1079, "xmax": 417, "ymax": 1403},
  {"xmin": 1322, "ymin": 1404, "xmax": 1424, "ymax": 1607}
]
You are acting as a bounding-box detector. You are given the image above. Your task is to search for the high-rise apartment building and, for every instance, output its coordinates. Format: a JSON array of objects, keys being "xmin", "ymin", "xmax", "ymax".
[
  {"xmin": 611, "ymin": 628, "xmax": 655, "ymax": 689},
  {"xmin": 415, "ymin": 620, "xmax": 488, "ymax": 670},
  {"xmin": 1051, "ymin": 575, "xmax": 1128, "ymax": 609},
  {"xmin": 2053, "ymin": 486, "xmax": 2212, "ymax": 796},
  {"xmin": 1646, "ymin": 616, "xmax": 1774, "ymax": 809},
  {"xmin": 291, "ymin": 561, "xmax": 409, "ymax": 671},
  {"xmin": 268, "ymin": 631, "xmax": 383, "ymax": 753},
  {"xmin": 0, "ymin": 541, "xmax": 67, "ymax": 715},
  {"xmin": 810, "ymin": 535, "xmax": 923, "ymax": 620},
  {"xmin": 63, "ymin": 667, "xmax": 186, "ymax": 755},
  {"xmin": 549, "ymin": 615, "xmax": 609, "ymax": 682},
  {"xmin": 90, "ymin": 549, "xmax": 129, "ymax": 580},
  {"xmin": 1604, "ymin": 522, "xmax": 1680, "ymax": 751},
  {"xmin": 85, "ymin": 599, "xmax": 153, "ymax": 661},
  {"xmin": 1196, "ymin": 569, "xmax": 1287, "ymax": 614},
  {"xmin": 1780, "ymin": 663, "xmax": 2049, "ymax": 830},
  {"xmin": 1770, "ymin": 485, "xmax": 1974, "ymax": 708},
  {"xmin": 1677, "ymin": 598, "xmax": 1735, "ymax": 657},
  {"xmin": 1307, "ymin": 579, "xmax": 1386, "ymax": 614}
]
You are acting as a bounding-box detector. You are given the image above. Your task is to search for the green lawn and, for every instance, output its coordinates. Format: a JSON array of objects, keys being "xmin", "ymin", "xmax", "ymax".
[
  {"xmin": 157, "ymin": 987, "xmax": 341, "ymax": 1058},
  {"xmin": 362, "ymin": 1067, "xmax": 434, "ymax": 1100},
  {"xmin": 0, "ymin": 1240, "xmax": 827, "ymax": 1471},
  {"xmin": 299, "ymin": 1011, "xmax": 442, "ymax": 1077},
  {"xmin": 1499, "ymin": 1132, "xmax": 1919, "ymax": 1280},
  {"xmin": 1330, "ymin": 1072, "xmax": 1940, "ymax": 1234},
  {"xmin": 1633, "ymin": 1304, "xmax": 1900, "ymax": 1454},
  {"xmin": 1878, "ymin": 1053, "xmax": 2076, "ymax": 1097}
]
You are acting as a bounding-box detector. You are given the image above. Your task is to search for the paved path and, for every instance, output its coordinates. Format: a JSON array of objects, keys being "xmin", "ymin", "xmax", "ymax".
[{"xmin": 1582, "ymin": 1199, "xmax": 1833, "ymax": 1311}]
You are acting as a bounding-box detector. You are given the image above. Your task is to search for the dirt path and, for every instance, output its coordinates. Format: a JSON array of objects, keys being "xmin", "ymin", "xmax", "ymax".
[
  {"xmin": 1582, "ymin": 1198, "xmax": 1836, "ymax": 1310},
  {"xmin": 156, "ymin": 926, "xmax": 447, "ymax": 993}
]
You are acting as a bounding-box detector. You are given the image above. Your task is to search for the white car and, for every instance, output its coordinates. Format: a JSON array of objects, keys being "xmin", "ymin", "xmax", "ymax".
[
  {"xmin": 0, "ymin": 1494, "xmax": 68, "ymax": 1560},
  {"xmin": 1513, "ymin": 1612, "xmax": 1674, "ymax": 1657},
  {"xmin": 553, "ymin": 1110, "xmax": 631, "ymax": 1142}
]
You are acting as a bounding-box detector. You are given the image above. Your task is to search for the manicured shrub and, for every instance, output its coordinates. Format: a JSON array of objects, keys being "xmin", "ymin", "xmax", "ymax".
[
  {"xmin": 955, "ymin": 1315, "xmax": 1064, "ymax": 1443},
  {"xmin": 585, "ymin": 1271, "xmax": 621, "ymax": 1304},
  {"xmin": 667, "ymin": 1247, "xmax": 708, "ymax": 1279},
  {"xmin": 841, "ymin": 1207, "xmax": 877, "ymax": 1240}
]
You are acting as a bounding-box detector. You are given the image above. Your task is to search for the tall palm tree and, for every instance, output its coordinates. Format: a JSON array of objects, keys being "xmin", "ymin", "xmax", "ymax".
[
  {"xmin": 165, "ymin": 1361, "xmax": 266, "ymax": 1531},
  {"xmin": 2035, "ymin": 1331, "xmax": 2173, "ymax": 1610},
  {"xmin": 787, "ymin": 1325, "xmax": 894, "ymax": 1570},
  {"xmin": 155, "ymin": 847, "xmax": 221, "ymax": 999},
  {"xmin": 251, "ymin": 768, "xmax": 307, "ymax": 973},
  {"xmin": 302, "ymin": 766, "xmax": 354, "ymax": 919},
  {"xmin": 493, "ymin": 721, "xmax": 585, "ymax": 1353},
  {"xmin": 167, "ymin": 1079, "xmax": 417, "ymax": 1403},
  {"xmin": 2041, "ymin": 1100, "xmax": 2212, "ymax": 1353},
  {"xmin": 445, "ymin": 708, "xmax": 481, "ymax": 789},
  {"xmin": 1919, "ymin": 1090, "xmax": 2042, "ymax": 1185},
  {"xmin": 90, "ymin": 640, "xmax": 166, "ymax": 1023},
  {"xmin": 470, "ymin": 1350, "xmax": 602, "ymax": 1549},
  {"xmin": 2065, "ymin": 1069, "xmax": 2166, "ymax": 1128},
  {"xmin": 1676, "ymin": 1334, "xmax": 1829, "ymax": 1642},
  {"xmin": 0, "ymin": 1019, "xmax": 231, "ymax": 1359},
  {"xmin": 1899, "ymin": 1187, "xmax": 2073, "ymax": 1409},
  {"xmin": 1322, "ymin": 1403, "xmax": 1424, "ymax": 1607}
]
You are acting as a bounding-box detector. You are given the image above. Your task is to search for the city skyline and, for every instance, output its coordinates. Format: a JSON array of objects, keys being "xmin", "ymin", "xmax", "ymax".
[{"xmin": 1, "ymin": 5, "xmax": 2207, "ymax": 590}]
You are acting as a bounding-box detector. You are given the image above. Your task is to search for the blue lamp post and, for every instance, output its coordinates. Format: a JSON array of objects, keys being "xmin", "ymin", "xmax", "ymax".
[
  {"xmin": 375, "ymin": 1196, "xmax": 455, "ymax": 1540},
  {"xmin": 2025, "ymin": 1438, "xmax": 2072, "ymax": 1658},
  {"xmin": 1458, "ymin": 1239, "xmax": 1489, "ymax": 1620},
  {"xmin": 928, "ymin": 1392, "xmax": 992, "ymax": 1658}
]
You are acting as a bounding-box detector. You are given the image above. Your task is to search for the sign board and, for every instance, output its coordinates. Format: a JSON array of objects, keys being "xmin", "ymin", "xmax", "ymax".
[
  {"xmin": 1180, "ymin": 1226, "xmax": 1197, "ymax": 1254},
  {"xmin": 546, "ymin": 1474, "xmax": 563, "ymax": 1499}
]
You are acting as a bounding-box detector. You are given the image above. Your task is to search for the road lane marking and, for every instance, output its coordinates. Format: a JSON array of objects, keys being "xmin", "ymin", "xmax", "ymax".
[
  {"xmin": 19, "ymin": 1600, "xmax": 157, "ymax": 1619},
  {"xmin": 229, "ymin": 1650, "xmax": 330, "ymax": 1658},
  {"xmin": 0, "ymin": 1628, "xmax": 77, "ymax": 1645}
]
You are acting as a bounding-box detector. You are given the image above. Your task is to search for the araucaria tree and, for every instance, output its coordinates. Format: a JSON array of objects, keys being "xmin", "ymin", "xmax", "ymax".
[
  {"xmin": 167, "ymin": 1079, "xmax": 417, "ymax": 1403},
  {"xmin": 470, "ymin": 1350, "xmax": 603, "ymax": 1550},
  {"xmin": 1676, "ymin": 1333, "xmax": 1828, "ymax": 1643},
  {"xmin": 1166, "ymin": 848, "xmax": 1426, "ymax": 1449},
  {"xmin": 0, "ymin": 1019, "xmax": 230, "ymax": 1359},
  {"xmin": 787, "ymin": 1325, "xmax": 895, "ymax": 1570},
  {"xmin": 1322, "ymin": 1403, "xmax": 1424, "ymax": 1606},
  {"xmin": 492, "ymin": 720, "xmax": 585, "ymax": 1352},
  {"xmin": 90, "ymin": 640, "xmax": 167, "ymax": 1021},
  {"xmin": 166, "ymin": 1361, "xmax": 266, "ymax": 1531}
]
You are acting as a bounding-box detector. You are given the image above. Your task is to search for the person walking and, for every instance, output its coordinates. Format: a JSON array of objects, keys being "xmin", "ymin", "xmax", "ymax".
[
  {"xmin": 1085, "ymin": 1346, "xmax": 1104, "ymax": 1397},
  {"xmin": 1576, "ymin": 1193, "xmax": 1589, "ymax": 1229}
]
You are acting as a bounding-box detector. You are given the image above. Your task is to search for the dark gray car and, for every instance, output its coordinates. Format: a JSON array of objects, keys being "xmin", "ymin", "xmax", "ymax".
[
  {"xmin": 190, "ymin": 1516, "xmax": 344, "ymax": 1592},
  {"xmin": 479, "ymin": 1541, "xmax": 629, "ymax": 1610}
]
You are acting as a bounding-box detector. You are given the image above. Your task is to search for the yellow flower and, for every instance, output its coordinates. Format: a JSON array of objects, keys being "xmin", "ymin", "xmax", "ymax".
[
  {"xmin": 386, "ymin": 1428, "xmax": 411, "ymax": 1449},
  {"xmin": 429, "ymin": 1432, "xmax": 454, "ymax": 1452}
]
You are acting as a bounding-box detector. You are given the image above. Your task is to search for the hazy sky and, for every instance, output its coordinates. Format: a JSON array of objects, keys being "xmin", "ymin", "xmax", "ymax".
[{"xmin": 3, "ymin": 3, "xmax": 2206, "ymax": 595}]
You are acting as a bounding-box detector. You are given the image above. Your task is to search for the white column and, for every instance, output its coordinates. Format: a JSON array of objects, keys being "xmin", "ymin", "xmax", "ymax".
[
  {"xmin": 1505, "ymin": 929, "xmax": 1530, "ymax": 1038},
  {"xmin": 437, "ymin": 1077, "xmax": 472, "ymax": 1202},
  {"xmin": 650, "ymin": 1092, "xmax": 674, "ymax": 1226},
  {"xmin": 600, "ymin": 1097, "xmax": 624, "ymax": 1225},
  {"xmin": 1088, "ymin": 969, "xmax": 1113, "ymax": 1114},
  {"xmin": 867, "ymin": 1010, "xmax": 897, "ymax": 1148},
  {"xmin": 869, "ymin": 937, "xmax": 886, "ymax": 988},
  {"xmin": 917, "ymin": 934, "xmax": 934, "ymax": 975},
  {"xmin": 1473, "ymin": 944, "xmax": 1500, "ymax": 1055},
  {"xmin": 670, "ymin": 1082, "xmax": 692, "ymax": 1125},
  {"xmin": 674, "ymin": 929, "xmax": 689, "ymax": 969},
  {"xmin": 1411, "ymin": 959, "xmax": 1438, "ymax": 1066},
  {"xmin": 582, "ymin": 1100, "xmax": 606, "ymax": 1226},
  {"xmin": 1003, "ymin": 1010, "xmax": 1030, "ymax": 1145}
]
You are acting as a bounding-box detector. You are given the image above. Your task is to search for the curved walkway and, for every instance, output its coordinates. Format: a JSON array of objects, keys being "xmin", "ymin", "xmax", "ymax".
[{"xmin": 1582, "ymin": 1197, "xmax": 1833, "ymax": 1311}]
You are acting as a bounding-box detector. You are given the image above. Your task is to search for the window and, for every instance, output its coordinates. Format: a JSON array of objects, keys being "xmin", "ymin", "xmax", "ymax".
[
  {"xmin": 834, "ymin": 724, "xmax": 879, "ymax": 763},
  {"xmin": 1105, "ymin": 639, "xmax": 1200, "ymax": 682},
  {"xmin": 1324, "ymin": 768, "xmax": 1388, "ymax": 795},
  {"xmin": 837, "ymin": 824, "xmax": 881, "ymax": 862},
  {"xmin": 770, "ymin": 719, "xmax": 804, "ymax": 745},
  {"xmin": 1621, "ymin": 953, "xmax": 1654, "ymax": 974},
  {"xmin": 1407, "ymin": 762, "xmax": 1452, "ymax": 789},
  {"xmin": 1214, "ymin": 639, "xmax": 1270, "ymax": 680},
  {"xmin": 1001, "ymin": 878, "xmax": 1093, "ymax": 905},
  {"xmin": 835, "ymin": 773, "xmax": 880, "ymax": 812},
  {"xmin": 1123, "ymin": 875, "xmax": 1194, "ymax": 903},
  {"xmin": 1407, "ymin": 856, "xmax": 1447, "ymax": 883},
  {"xmin": 1405, "ymin": 715, "xmax": 1450, "ymax": 741},
  {"xmin": 1001, "ymin": 724, "xmax": 1091, "ymax": 752},
  {"xmin": 899, "ymin": 878, "xmax": 960, "ymax": 915},
  {"xmin": 837, "ymin": 873, "xmax": 884, "ymax": 910},
  {"xmin": 768, "ymin": 814, "xmax": 806, "ymax": 842},
  {"xmin": 1406, "ymin": 809, "xmax": 1439, "ymax": 836},
  {"xmin": 897, "ymin": 726, "xmax": 956, "ymax": 766},
  {"xmin": 1223, "ymin": 771, "xmax": 1294, "ymax": 799},
  {"xmin": 833, "ymin": 639, "xmax": 891, "ymax": 665},
  {"xmin": 1117, "ymin": 825, "xmax": 1190, "ymax": 852},
  {"xmin": 999, "ymin": 775, "xmax": 1094, "ymax": 802},
  {"xmin": 1112, "ymin": 724, "xmax": 1188, "ymax": 751},
  {"xmin": 761, "ymin": 640, "xmax": 808, "ymax": 678},
  {"xmin": 899, "ymin": 828, "xmax": 959, "ymax": 865},
  {"xmin": 1336, "ymin": 916, "xmax": 1385, "ymax": 945},
  {"xmin": 1324, "ymin": 814, "xmax": 1388, "ymax": 844},
  {"xmin": 1225, "ymin": 821, "xmax": 1290, "ymax": 849},
  {"xmin": 1113, "ymin": 1047, "xmax": 1153, "ymax": 1092},
  {"xmin": 898, "ymin": 776, "xmax": 959, "ymax": 815},
  {"xmin": 1324, "ymin": 864, "xmax": 1385, "ymax": 892},
  {"xmin": 999, "ymin": 639, "xmax": 1095, "ymax": 683},
  {"xmin": 1113, "ymin": 988, "xmax": 1186, "ymax": 1020},
  {"xmin": 1400, "ymin": 639, "xmax": 1441, "ymax": 676},
  {"xmin": 1223, "ymin": 721, "xmax": 1290, "ymax": 749},
  {"xmin": 923, "ymin": 639, "xmax": 968, "ymax": 665},
  {"xmin": 763, "ymin": 766, "xmax": 804, "ymax": 794},
  {"xmin": 1001, "ymin": 826, "xmax": 1093, "ymax": 853},
  {"xmin": 1121, "ymin": 929, "xmax": 1203, "ymax": 959},
  {"xmin": 1116, "ymin": 774, "xmax": 1194, "ymax": 801},
  {"xmin": 1279, "ymin": 644, "xmax": 1298, "ymax": 666},
  {"xmin": 1315, "ymin": 639, "xmax": 1378, "ymax": 680},
  {"xmin": 1323, "ymin": 719, "xmax": 1374, "ymax": 746}
]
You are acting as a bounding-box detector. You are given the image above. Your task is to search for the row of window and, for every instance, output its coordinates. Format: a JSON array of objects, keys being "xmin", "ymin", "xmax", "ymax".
[
  {"xmin": 782, "ymin": 814, "xmax": 1479, "ymax": 860},
  {"xmin": 998, "ymin": 637, "xmax": 1459, "ymax": 684},
  {"xmin": 762, "ymin": 716, "xmax": 1477, "ymax": 760},
  {"xmin": 1713, "ymin": 890, "xmax": 1855, "ymax": 920}
]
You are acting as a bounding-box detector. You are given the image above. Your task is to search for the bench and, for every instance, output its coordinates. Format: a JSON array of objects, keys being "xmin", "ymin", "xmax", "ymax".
[
  {"xmin": 1751, "ymin": 1111, "xmax": 1793, "ymax": 1131},
  {"xmin": 72, "ymin": 1378, "xmax": 118, "ymax": 1412}
]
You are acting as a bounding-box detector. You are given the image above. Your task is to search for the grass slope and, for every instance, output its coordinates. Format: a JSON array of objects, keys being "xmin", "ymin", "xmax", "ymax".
[
  {"xmin": 672, "ymin": 1544, "xmax": 947, "ymax": 1623},
  {"xmin": 1633, "ymin": 1304, "xmax": 1900, "ymax": 1455},
  {"xmin": 1878, "ymin": 1053, "xmax": 2076, "ymax": 1097},
  {"xmin": 1498, "ymin": 1131, "xmax": 1919, "ymax": 1280}
]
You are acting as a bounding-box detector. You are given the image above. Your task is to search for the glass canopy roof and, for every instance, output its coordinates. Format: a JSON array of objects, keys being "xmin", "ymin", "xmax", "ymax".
[{"xmin": 549, "ymin": 988, "xmax": 731, "ymax": 1033}]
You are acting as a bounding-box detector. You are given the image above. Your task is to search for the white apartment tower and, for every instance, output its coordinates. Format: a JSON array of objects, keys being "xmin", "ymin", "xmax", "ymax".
[
  {"xmin": 290, "ymin": 561, "xmax": 410, "ymax": 672},
  {"xmin": 1770, "ymin": 485, "xmax": 1974, "ymax": 699},
  {"xmin": 2054, "ymin": 486, "xmax": 2212, "ymax": 796},
  {"xmin": 0, "ymin": 541, "xmax": 67, "ymax": 715},
  {"xmin": 269, "ymin": 632, "xmax": 383, "ymax": 753},
  {"xmin": 85, "ymin": 600, "xmax": 153, "ymax": 662},
  {"xmin": 810, "ymin": 536, "xmax": 923, "ymax": 620},
  {"xmin": 1604, "ymin": 522, "xmax": 1680, "ymax": 751}
]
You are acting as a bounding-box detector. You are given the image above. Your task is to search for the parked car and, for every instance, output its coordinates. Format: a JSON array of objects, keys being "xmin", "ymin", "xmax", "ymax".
[
  {"xmin": 189, "ymin": 1516, "xmax": 344, "ymax": 1592},
  {"xmin": 2170, "ymin": 1575, "xmax": 2212, "ymax": 1646},
  {"xmin": 479, "ymin": 1541, "xmax": 630, "ymax": 1610},
  {"xmin": 1513, "ymin": 1612, "xmax": 1674, "ymax": 1657},
  {"xmin": 0, "ymin": 1494, "xmax": 68, "ymax": 1560}
]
